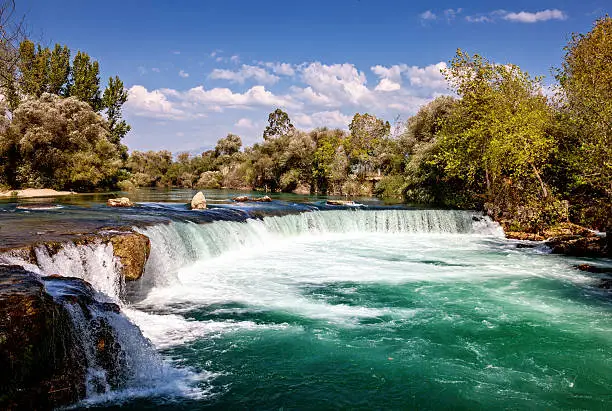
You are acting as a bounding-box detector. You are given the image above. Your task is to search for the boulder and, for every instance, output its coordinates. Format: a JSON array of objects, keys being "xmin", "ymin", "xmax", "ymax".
[
  {"xmin": 109, "ymin": 232, "xmax": 151, "ymax": 281},
  {"xmin": 252, "ymin": 195, "xmax": 272, "ymax": 202},
  {"xmin": 190, "ymin": 191, "xmax": 207, "ymax": 210},
  {"xmin": 0, "ymin": 265, "xmax": 86, "ymax": 409},
  {"xmin": 232, "ymin": 195, "xmax": 250, "ymax": 202},
  {"xmin": 0, "ymin": 265, "xmax": 127, "ymax": 409},
  {"xmin": 107, "ymin": 197, "xmax": 133, "ymax": 207}
]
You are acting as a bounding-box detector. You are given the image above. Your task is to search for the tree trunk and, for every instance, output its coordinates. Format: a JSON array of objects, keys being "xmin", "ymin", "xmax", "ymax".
[{"xmin": 529, "ymin": 162, "xmax": 548, "ymax": 198}]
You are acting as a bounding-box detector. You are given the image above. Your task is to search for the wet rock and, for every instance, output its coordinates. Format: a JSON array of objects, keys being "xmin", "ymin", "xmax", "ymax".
[
  {"xmin": 107, "ymin": 197, "xmax": 134, "ymax": 207},
  {"xmin": 545, "ymin": 234, "xmax": 607, "ymax": 258},
  {"xmin": 0, "ymin": 265, "xmax": 128, "ymax": 409},
  {"xmin": 326, "ymin": 199, "xmax": 357, "ymax": 206},
  {"xmin": 190, "ymin": 191, "xmax": 207, "ymax": 210},
  {"xmin": 574, "ymin": 264, "xmax": 612, "ymax": 274},
  {"xmin": 252, "ymin": 195, "xmax": 272, "ymax": 202},
  {"xmin": 0, "ymin": 265, "xmax": 86, "ymax": 409},
  {"xmin": 109, "ymin": 232, "xmax": 151, "ymax": 281},
  {"xmin": 232, "ymin": 195, "xmax": 272, "ymax": 202}
]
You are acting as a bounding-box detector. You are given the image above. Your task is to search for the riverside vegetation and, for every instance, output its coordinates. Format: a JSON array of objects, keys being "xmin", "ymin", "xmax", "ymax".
[{"xmin": 0, "ymin": 14, "xmax": 610, "ymax": 235}]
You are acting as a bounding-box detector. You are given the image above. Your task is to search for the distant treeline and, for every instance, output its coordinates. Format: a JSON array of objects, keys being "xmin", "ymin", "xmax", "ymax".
[{"xmin": 0, "ymin": 7, "xmax": 610, "ymax": 233}]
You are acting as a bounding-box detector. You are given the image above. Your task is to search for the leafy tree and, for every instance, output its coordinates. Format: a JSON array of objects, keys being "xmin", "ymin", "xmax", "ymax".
[
  {"xmin": 556, "ymin": 16, "xmax": 612, "ymax": 229},
  {"xmin": 263, "ymin": 108, "xmax": 294, "ymax": 140},
  {"xmin": 3, "ymin": 93, "xmax": 121, "ymax": 190},
  {"xmin": 48, "ymin": 44, "xmax": 70, "ymax": 95},
  {"xmin": 346, "ymin": 113, "xmax": 390, "ymax": 176},
  {"xmin": 69, "ymin": 51, "xmax": 101, "ymax": 111},
  {"xmin": 102, "ymin": 75, "xmax": 130, "ymax": 157},
  {"xmin": 215, "ymin": 133, "xmax": 242, "ymax": 156}
]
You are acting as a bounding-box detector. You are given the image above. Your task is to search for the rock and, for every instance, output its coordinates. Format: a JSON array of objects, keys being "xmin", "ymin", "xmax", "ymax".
[
  {"xmin": 252, "ymin": 195, "xmax": 272, "ymax": 202},
  {"xmin": 109, "ymin": 232, "xmax": 151, "ymax": 281},
  {"xmin": 575, "ymin": 264, "xmax": 612, "ymax": 274},
  {"xmin": 326, "ymin": 199, "xmax": 357, "ymax": 206},
  {"xmin": 107, "ymin": 197, "xmax": 134, "ymax": 207},
  {"xmin": 190, "ymin": 191, "xmax": 207, "ymax": 210},
  {"xmin": 505, "ymin": 232, "xmax": 544, "ymax": 241},
  {"xmin": 0, "ymin": 265, "xmax": 128, "ymax": 409},
  {"xmin": 232, "ymin": 195, "xmax": 272, "ymax": 203},
  {"xmin": 0, "ymin": 265, "xmax": 86, "ymax": 409},
  {"xmin": 545, "ymin": 234, "xmax": 607, "ymax": 258}
]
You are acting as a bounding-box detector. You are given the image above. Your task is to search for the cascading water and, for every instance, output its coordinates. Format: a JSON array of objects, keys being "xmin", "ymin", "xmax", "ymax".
[{"xmin": 134, "ymin": 209, "xmax": 503, "ymax": 286}]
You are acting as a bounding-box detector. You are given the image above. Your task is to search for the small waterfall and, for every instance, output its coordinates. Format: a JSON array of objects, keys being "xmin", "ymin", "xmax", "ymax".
[
  {"xmin": 1, "ymin": 241, "xmax": 125, "ymax": 302},
  {"xmin": 43, "ymin": 277, "xmax": 191, "ymax": 403}
]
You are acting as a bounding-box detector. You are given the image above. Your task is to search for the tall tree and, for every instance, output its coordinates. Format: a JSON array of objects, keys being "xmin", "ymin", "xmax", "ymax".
[
  {"xmin": 48, "ymin": 44, "xmax": 70, "ymax": 95},
  {"xmin": 346, "ymin": 113, "xmax": 390, "ymax": 176},
  {"xmin": 69, "ymin": 51, "xmax": 101, "ymax": 110},
  {"xmin": 556, "ymin": 16, "xmax": 612, "ymax": 229},
  {"xmin": 0, "ymin": 0, "xmax": 26, "ymax": 110},
  {"xmin": 102, "ymin": 75, "xmax": 130, "ymax": 157},
  {"xmin": 263, "ymin": 108, "xmax": 294, "ymax": 140}
]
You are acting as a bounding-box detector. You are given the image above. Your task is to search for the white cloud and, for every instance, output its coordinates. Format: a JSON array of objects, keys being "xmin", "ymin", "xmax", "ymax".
[
  {"xmin": 125, "ymin": 85, "xmax": 188, "ymax": 120},
  {"xmin": 419, "ymin": 10, "xmax": 437, "ymax": 21},
  {"xmin": 375, "ymin": 78, "xmax": 401, "ymax": 92},
  {"xmin": 179, "ymin": 70, "xmax": 189, "ymax": 78},
  {"xmin": 209, "ymin": 64, "xmax": 280, "ymax": 84},
  {"xmin": 466, "ymin": 9, "xmax": 567, "ymax": 23},
  {"xmin": 405, "ymin": 62, "xmax": 447, "ymax": 89},
  {"xmin": 235, "ymin": 118, "xmax": 256, "ymax": 128},
  {"xmin": 503, "ymin": 9, "xmax": 567, "ymax": 23},
  {"xmin": 262, "ymin": 62, "xmax": 296, "ymax": 76},
  {"xmin": 300, "ymin": 62, "xmax": 371, "ymax": 106},
  {"xmin": 230, "ymin": 55, "xmax": 240, "ymax": 64},
  {"xmin": 293, "ymin": 110, "xmax": 353, "ymax": 129},
  {"xmin": 151, "ymin": 67, "xmax": 161, "ymax": 73}
]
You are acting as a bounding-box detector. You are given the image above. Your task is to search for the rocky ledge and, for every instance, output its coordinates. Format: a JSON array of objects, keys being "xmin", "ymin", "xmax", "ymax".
[
  {"xmin": 0, "ymin": 228, "xmax": 151, "ymax": 282},
  {"xmin": 0, "ymin": 265, "xmax": 124, "ymax": 410},
  {"xmin": 505, "ymin": 222, "xmax": 609, "ymax": 258}
]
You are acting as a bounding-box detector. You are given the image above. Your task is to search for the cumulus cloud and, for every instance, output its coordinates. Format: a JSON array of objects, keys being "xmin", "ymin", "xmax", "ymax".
[
  {"xmin": 209, "ymin": 64, "xmax": 280, "ymax": 84},
  {"xmin": 300, "ymin": 62, "xmax": 371, "ymax": 106},
  {"xmin": 178, "ymin": 70, "xmax": 189, "ymax": 78},
  {"xmin": 261, "ymin": 62, "xmax": 296, "ymax": 76},
  {"xmin": 444, "ymin": 8, "xmax": 463, "ymax": 21},
  {"xmin": 125, "ymin": 85, "xmax": 188, "ymax": 120},
  {"xmin": 375, "ymin": 78, "xmax": 401, "ymax": 92}
]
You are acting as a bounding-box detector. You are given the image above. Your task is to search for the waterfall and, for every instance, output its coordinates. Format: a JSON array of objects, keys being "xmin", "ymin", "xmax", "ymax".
[{"xmin": 135, "ymin": 209, "xmax": 503, "ymax": 285}]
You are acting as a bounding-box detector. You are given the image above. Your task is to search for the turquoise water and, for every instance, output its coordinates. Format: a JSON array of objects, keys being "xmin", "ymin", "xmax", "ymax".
[{"xmin": 81, "ymin": 210, "xmax": 611, "ymax": 410}]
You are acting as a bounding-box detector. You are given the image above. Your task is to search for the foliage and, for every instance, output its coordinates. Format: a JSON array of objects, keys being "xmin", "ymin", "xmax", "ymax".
[
  {"xmin": 102, "ymin": 76, "xmax": 130, "ymax": 158},
  {"xmin": 0, "ymin": 94, "xmax": 121, "ymax": 190},
  {"xmin": 556, "ymin": 16, "xmax": 612, "ymax": 229},
  {"xmin": 263, "ymin": 108, "xmax": 294, "ymax": 140}
]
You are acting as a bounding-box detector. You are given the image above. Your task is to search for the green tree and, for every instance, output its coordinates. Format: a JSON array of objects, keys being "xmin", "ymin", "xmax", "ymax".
[
  {"xmin": 48, "ymin": 44, "xmax": 70, "ymax": 95},
  {"xmin": 102, "ymin": 75, "xmax": 130, "ymax": 157},
  {"xmin": 69, "ymin": 51, "xmax": 101, "ymax": 110},
  {"xmin": 263, "ymin": 108, "xmax": 294, "ymax": 140},
  {"xmin": 4, "ymin": 93, "xmax": 121, "ymax": 190},
  {"xmin": 438, "ymin": 50, "xmax": 559, "ymax": 230},
  {"xmin": 346, "ymin": 113, "xmax": 390, "ymax": 177},
  {"xmin": 215, "ymin": 133, "xmax": 242, "ymax": 156},
  {"xmin": 556, "ymin": 16, "xmax": 612, "ymax": 229}
]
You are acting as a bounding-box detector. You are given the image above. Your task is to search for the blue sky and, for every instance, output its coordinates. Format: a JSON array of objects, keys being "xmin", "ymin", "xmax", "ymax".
[{"xmin": 17, "ymin": 0, "xmax": 610, "ymax": 153}]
